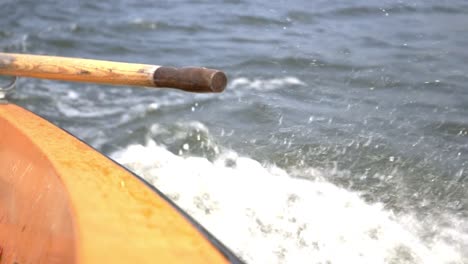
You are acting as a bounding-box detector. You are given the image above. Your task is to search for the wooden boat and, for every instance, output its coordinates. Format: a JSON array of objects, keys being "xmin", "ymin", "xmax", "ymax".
[{"xmin": 0, "ymin": 53, "xmax": 240, "ymax": 263}]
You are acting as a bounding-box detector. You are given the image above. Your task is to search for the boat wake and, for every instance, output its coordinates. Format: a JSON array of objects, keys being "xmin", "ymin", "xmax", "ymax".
[{"xmin": 112, "ymin": 138, "xmax": 465, "ymax": 264}]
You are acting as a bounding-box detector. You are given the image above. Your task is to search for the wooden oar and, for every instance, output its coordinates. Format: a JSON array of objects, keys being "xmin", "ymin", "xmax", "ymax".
[{"xmin": 0, "ymin": 52, "xmax": 227, "ymax": 93}]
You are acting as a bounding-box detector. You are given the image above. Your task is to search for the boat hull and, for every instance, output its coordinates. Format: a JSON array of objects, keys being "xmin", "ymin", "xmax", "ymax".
[{"xmin": 0, "ymin": 103, "xmax": 231, "ymax": 263}]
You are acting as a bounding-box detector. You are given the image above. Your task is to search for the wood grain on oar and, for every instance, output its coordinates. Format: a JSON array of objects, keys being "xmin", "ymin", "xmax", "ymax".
[{"xmin": 0, "ymin": 53, "xmax": 227, "ymax": 93}]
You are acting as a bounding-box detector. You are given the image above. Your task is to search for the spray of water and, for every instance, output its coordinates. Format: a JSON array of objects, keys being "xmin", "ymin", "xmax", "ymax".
[{"xmin": 112, "ymin": 138, "xmax": 463, "ymax": 264}]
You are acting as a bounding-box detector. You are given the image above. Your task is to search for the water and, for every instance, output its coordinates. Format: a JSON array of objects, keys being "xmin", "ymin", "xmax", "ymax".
[{"xmin": 1, "ymin": 0, "xmax": 467, "ymax": 263}]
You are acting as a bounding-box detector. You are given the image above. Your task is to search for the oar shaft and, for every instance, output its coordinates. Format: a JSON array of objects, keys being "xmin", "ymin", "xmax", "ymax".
[{"xmin": 0, "ymin": 53, "xmax": 226, "ymax": 93}]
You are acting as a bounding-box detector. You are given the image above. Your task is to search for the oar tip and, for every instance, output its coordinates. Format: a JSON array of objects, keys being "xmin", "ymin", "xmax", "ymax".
[
  {"xmin": 209, "ymin": 70, "xmax": 227, "ymax": 93},
  {"xmin": 154, "ymin": 67, "xmax": 228, "ymax": 93}
]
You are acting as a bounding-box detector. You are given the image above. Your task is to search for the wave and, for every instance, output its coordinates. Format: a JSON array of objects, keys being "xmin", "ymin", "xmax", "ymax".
[
  {"xmin": 315, "ymin": 4, "xmax": 468, "ymax": 19},
  {"xmin": 112, "ymin": 139, "xmax": 465, "ymax": 264},
  {"xmin": 128, "ymin": 19, "xmax": 208, "ymax": 33},
  {"xmin": 235, "ymin": 57, "xmax": 374, "ymax": 72},
  {"xmin": 229, "ymin": 77, "xmax": 305, "ymax": 91},
  {"xmin": 229, "ymin": 15, "xmax": 291, "ymax": 27}
]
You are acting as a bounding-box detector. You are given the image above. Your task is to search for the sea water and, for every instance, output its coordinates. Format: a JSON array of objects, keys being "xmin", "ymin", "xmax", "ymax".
[{"xmin": 1, "ymin": 0, "xmax": 467, "ymax": 263}]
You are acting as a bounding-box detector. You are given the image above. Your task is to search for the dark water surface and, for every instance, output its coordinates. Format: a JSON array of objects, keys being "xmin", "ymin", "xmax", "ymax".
[{"xmin": 1, "ymin": 0, "xmax": 467, "ymax": 263}]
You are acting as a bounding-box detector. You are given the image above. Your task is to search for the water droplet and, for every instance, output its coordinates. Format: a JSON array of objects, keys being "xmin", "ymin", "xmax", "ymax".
[{"xmin": 147, "ymin": 102, "xmax": 159, "ymax": 111}]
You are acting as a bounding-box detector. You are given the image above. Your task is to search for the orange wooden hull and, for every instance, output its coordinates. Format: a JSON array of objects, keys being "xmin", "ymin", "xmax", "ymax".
[{"xmin": 0, "ymin": 103, "xmax": 235, "ymax": 263}]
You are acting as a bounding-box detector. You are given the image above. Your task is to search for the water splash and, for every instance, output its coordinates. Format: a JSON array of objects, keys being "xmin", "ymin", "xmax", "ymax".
[
  {"xmin": 230, "ymin": 77, "xmax": 305, "ymax": 91},
  {"xmin": 112, "ymin": 139, "xmax": 463, "ymax": 264}
]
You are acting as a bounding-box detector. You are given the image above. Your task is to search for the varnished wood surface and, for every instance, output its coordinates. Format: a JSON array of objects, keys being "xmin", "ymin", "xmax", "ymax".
[
  {"xmin": 0, "ymin": 108, "xmax": 75, "ymax": 264},
  {"xmin": 0, "ymin": 104, "xmax": 229, "ymax": 263},
  {"xmin": 0, "ymin": 52, "xmax": 156, "ymax": 87}
]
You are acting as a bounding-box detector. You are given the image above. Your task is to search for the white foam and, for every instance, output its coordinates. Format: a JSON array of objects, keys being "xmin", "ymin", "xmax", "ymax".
[
  {"xmin": 230, "ymin": 77, "xmax": 306, "ymax": 91},
  {"xmin": 56, "ymin": 100, "xmax": 122, "ymax": 118},
  {"xmin": 112, "ymin": 140, "xmax": 464, "ymax": 264}
]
